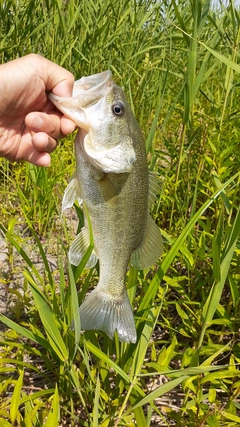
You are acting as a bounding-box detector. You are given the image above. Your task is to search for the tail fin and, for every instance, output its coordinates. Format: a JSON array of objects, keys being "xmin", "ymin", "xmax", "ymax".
[{"xmin": 79, "ymin": 288, "xmax": 137, "ymax": 343}]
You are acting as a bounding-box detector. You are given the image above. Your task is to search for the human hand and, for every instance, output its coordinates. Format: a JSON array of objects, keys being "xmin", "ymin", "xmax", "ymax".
[{"xmin": 0, "ymin": 54, "xmax": 75, "ymax": 166}]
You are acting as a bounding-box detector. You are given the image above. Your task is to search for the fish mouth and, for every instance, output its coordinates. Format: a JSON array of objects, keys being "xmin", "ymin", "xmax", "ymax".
[
  {"xmin": 49, "ymin": 70, "xmax": 113, "ymax": 130},
  {"xmin": 73, "ymin": 70, "xmax": 112, "ymax": 99}
]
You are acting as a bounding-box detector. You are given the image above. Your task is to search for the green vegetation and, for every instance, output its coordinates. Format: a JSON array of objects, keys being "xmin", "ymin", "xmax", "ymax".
[{"xmin": 1, "ymin": 0, "xmax": 240, "ymax": 425}]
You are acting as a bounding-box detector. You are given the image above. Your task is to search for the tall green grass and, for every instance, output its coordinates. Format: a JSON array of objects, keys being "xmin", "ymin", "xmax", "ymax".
[{"xmin": 1, "ymin": 0, "xmax": 240, "ymax": 425}]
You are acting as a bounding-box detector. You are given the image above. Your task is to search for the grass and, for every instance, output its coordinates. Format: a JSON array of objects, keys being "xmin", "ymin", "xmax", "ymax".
[{"xmin": 1, "ymin": 0, "xmax": 240, "ymax": 425}]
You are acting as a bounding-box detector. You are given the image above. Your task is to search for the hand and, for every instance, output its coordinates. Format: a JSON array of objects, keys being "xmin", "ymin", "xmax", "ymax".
[{"xmin": 0, "ymin": 54, "xmax": 75, "ymax": 166}]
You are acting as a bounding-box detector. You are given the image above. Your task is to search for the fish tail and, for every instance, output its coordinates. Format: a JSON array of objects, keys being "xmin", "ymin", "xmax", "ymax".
[{"xmin": 79, "ymin": 288, "xmax": 137, "ymax": 343}]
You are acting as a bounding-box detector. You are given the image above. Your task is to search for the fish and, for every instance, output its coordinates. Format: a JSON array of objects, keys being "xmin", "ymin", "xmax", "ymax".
[{"xmin": 49, "ymin": 70, "xmax": 163, "ymax": 343}]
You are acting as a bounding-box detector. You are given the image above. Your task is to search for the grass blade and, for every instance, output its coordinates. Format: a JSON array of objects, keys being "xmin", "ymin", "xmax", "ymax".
[
  {"xmin": 43, "ymin": 385, "xmax": 59, "ymax": 427},
  {"xmin": 0, "ymin": 314, "xmax": 51, "ymax": 350},
  {"xmin": 10, "ymin": 368, "xmax": 24, "ymax": 424},
  {"xmin": 92, "ymin": 375, "xmax": 100, "ymax": 427},
  {"xmin": 138, "ymin": 170, "xmax": 240, "ymax": 315},
  {"xmin": 85, "ymin": 341, "xmax": 144, "ymax": 397},
  {"xmin": 126, "ymin": 376, "xmax": 188, "ymax": 415},
  {"xmin": 24, "ymin": 270, "xmax": 68, "ymax": 362},
  {"xmin": 198, "ymin": 205, "xmax": 240, "ymax": 348}
]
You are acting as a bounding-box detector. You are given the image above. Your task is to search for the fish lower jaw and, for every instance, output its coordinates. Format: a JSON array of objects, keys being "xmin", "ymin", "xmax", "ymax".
[{"xmin": 78, "ymin": 288, "xmax": 137, "ymax": 343}]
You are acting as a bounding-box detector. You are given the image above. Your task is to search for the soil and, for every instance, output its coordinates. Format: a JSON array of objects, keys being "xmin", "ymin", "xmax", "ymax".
[{"xmin": 0, "ymin": 210, "xmax": 79, "ymax": 316}]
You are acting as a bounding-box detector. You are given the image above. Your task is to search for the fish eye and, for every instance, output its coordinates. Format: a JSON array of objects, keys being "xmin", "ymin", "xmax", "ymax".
[{"xmin": 112, "ymin": 101, "xmax": 125, "ymax": 117}]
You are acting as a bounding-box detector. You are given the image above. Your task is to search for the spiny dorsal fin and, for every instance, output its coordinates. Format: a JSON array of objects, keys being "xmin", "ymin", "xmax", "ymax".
[
  {"xmin": 62, "ymin": 175, "xmax": 82, "ymax": 212},
  {"xmin": 69, "ymin": 227, "xmax": 98, "ymax": 268},
  {"xmin": 130, "ymin": 215, "xmax": 163, "ymax": 270}
]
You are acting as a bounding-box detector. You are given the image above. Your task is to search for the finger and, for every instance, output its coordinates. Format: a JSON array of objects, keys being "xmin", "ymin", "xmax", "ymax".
[
  {"xmin": 17, "ymin": 142, "xmax": 51, "ymax": 166},
  {"xmin": 38, "ymin": 55, "xmax": 74, "ymax": 96},
  {"xmin": 61, "ymin": 116, "xmax": 77, "ymax": 135},
  {"xmin": 25, "ymin": 151, "xmax": 52, "ymax": 167},
  {"xmin": 25, "ymin": 111, "xmax": 75, "ymax": 140},
  {"xmin": 38, "ymin": 101, "xmax": 77, "ymax": 134},
  {"xmin": 26, "ymin": 54, "xmax": 75, "ymax": 97},
  {"xmin": 25, "ymin": 111, "xmax": 62, "ymax": 139},
  {"xmin": 32, "ymin": 132, "xmax": 58, "ymax": 153},
  {"xmin": 13, "ymin": 126, "xmax": 52, "ymax": 166}
]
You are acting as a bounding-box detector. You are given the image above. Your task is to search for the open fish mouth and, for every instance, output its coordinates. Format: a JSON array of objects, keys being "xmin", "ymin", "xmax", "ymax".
[
  {"xmin": 49, "ymin": 70, "xmax": 113, "ymax": 126},
  {"xmin": 73, "ymin": 70, "xmax": 112, "ymax": 99}
]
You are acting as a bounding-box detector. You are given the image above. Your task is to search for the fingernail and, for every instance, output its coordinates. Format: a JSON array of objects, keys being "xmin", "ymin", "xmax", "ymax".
[
  {"xmin": 32, "ymin": 116, "xmax": 43, "ymax": 130},
  {"xmin": 69, "ymin": 125, "xmax": 76, "ymax": 133}
]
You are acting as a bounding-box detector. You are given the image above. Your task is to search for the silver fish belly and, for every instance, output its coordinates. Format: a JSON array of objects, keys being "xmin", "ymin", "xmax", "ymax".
[{"xmin": 49, "ymin": 71, "xmax": 163, "ymax": 343}]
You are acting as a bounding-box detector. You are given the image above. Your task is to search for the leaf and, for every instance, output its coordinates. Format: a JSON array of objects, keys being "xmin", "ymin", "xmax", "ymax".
[
  {"xmin": 24, "ymin": 407, "xmax": 34, "ymax": 427},
  {"xmin": 212, "ymin": 210, "xmax": 223, "ymax": 282},
  {"xmin": 86, "ymin": 341, "xmax": 146, "ymax": 403},
  {"xmin": 25, "ymin": 271, "xmax": 69, "ymax": 362},
  {"xmin": 138, "ymin": 171, "xmax": 240, "ymax": 316},
  {"xmin": 146, "ymin": 70, "xmax": 168, "ymax": 154},
  {"xmin": 0, "ymin": 420, "xmax": 12, "ymax": 427},
  {"xmin": 199, "ymin": 205, "xmax": 240, "ymax": 348},
  {"xmin": 0, "ymin": 315, "xmax": 50, "ymax": 350},
  {"xmin": 221, "ymin": 411, "xmax": 240, "ymax": 422},
  {"xmin": 10, "ymin": 369, "xmax": 24, "ymax": 423},
  {"xmin": 138, "ymin": 364, "xmax": 231, "ymax": 378},
  {"xmin": 126, "ymin": 376, "xmax": 188, "ymax": 413},
  {"xmin": 69, "ymin": 262, "xmax": 81, "ymax": 361},
  {"xmin": 20, "ymin": 389, "xmax": 55, "ymax": 405},
  {"xmin": 43, "ymin": 385, "xmax": 59, "ymax": 427},
  {"xmin": 201, "ymin": 369, "xmax": 240, "ymax": 384},
  {"xmin": 92, "ymin": 375, "xmax": 100, "ymax": 427},
  {"xmin": 200, "ymin": 41, "xmax": 240, "ymax": 74},
  {"xmin": 0, "ymin": 223, "xmax": 43, "ymax": 285}
]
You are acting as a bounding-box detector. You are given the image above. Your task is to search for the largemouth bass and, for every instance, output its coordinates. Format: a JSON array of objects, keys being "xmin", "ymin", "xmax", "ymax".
[{"xmin": 49, "ymin": 71, "xmax": 163, "ymax": 343}]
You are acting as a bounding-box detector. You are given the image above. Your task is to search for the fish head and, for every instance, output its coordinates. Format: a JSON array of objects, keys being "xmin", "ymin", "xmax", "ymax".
[{"xmin": 49, "ymin": 71, "xmax": 139, "ymax": 173}]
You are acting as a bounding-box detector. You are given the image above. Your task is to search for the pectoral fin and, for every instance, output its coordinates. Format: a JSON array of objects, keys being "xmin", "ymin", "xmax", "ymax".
[
  {"xmin": 69, "ymin": 227, "xmax": 98, "ymax": 268},
  {"xmin": 62, "ymin": 175, "xmax": 82, "ymax": 212},
  {"xmin": 130, "ymin": 215, "xmax": 163, "ymax": 270}
]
